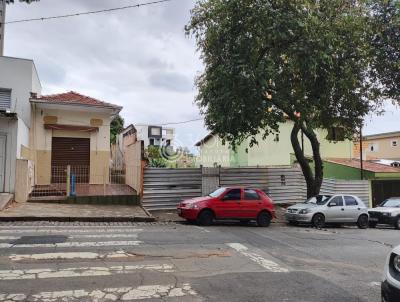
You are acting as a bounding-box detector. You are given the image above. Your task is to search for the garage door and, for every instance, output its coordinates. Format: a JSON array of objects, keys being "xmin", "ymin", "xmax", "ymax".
[
  {"xmin": 372, "ymin": 180, "xmax": 400, "ymax": 207},
  {"xmin": 51, "ymin": 137, "xmax": 90, "ymax": 183},
  {"xmin": 0, "ymin": 135, "xmax": 6, "ymax": 192}
]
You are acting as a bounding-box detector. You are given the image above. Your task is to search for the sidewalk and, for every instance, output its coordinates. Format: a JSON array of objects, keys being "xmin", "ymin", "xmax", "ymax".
[{"xmin": 0, "ymin": 202, "xmax": 155, "ymax": 222}]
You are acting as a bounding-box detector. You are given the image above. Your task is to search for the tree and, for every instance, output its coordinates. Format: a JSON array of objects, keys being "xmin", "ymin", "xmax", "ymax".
[
  {"xmin": 110, "ymin": 114, "xmax": 124, "ymax": 144},
  {"xmin": 186, "ymin": 0, "xmax": 379, "ymax": 198},
  {"xmin": 369, "ymin": 0, "xmax": 400, "ymax": 101},
  {"xmin": 5, "ymin": 0, "xmax": 40, "ymax": 3},
  {"xmin": 145, "ymin": 146, "xmax": 167, "ymax": 168}
]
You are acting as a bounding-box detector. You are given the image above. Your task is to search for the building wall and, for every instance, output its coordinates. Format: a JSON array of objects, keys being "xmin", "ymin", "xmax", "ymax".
[
  {"xmin": 0, "ymin": 57, "xmax": 41, "ymax": 193},
  {"xmin": 197, "ymin": 122, "xmax": 354, "ymax": 167},
  {"xmin": 135, "ymin": 124, "xmax": 175, "ymax": 148},
  {"xmin": 0, "ymin": 119, "xmax": 17, "ymax": 192},
  {"xmin": 354, "ymin": 136, "xmax": 400, "ymax": 160},
  {"xmin": 196, "ymin": 135, "xmax": 231, "ymax": 167},
  {"xmin": 323, "ymin": 161, "xmax": 375, "ymax": 180},
  {"xmin": 32, "ymin": 105, "xmax": 112, "ymax": 185}
]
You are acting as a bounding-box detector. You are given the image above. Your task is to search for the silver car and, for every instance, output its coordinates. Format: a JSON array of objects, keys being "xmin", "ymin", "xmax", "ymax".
[{"xmin": 285, "ymin": 194, "xmax": 369, "ymax": 228}]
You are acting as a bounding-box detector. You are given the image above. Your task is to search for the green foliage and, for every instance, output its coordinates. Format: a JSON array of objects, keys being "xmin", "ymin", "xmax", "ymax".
[
  {"xmin": 186, "ymin": 0, "xmax": 377, "ymax": 149},
  {"xmin": 148, "ymin": 158, "xmax": 168, "ymax": 168},
  {"xmin": 110, "ymin": 115, "xmax": 124, "ymax": 144},
  {"xmin": 369, "ymin": 0, "xmax": 400, "ymax": 101},
  {"xmin": 5, "ymin": 0, "xmax": 40, "ymax": 3}
]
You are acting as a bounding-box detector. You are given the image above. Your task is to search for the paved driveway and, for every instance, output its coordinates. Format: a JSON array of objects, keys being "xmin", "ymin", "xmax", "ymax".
[{"xmin": 0, "ymin": 221, "xmax": 398, "ymax": 301}]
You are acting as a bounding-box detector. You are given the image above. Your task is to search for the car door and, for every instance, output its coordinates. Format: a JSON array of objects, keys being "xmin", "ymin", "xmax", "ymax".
[
  {"xmin": 213, "ymin": 188, "xmax": 242, "ymax": 219},
  {"xmin": 324, "ymin": 196, "xmax": 345, "ymax": 222},
  {"xmin": 344, "ymin": 196, "xmax": 362, "ymax": 222},
  {"xmin": 241, "ymin": 189, "xmax": 263, "ymax": 218}
]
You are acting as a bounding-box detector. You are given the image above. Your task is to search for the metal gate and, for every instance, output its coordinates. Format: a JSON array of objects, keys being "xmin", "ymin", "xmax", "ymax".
[
  {"xmin": 51, "ymin": 137, "xmax": 90, "ymax": 183},
  {"xmin": 372, "ymin": 180, "xmax": 400, "ymax": 207},
  {"xmin": 0, "ymin": 135, "xmax": 6, "ymax": 192}
]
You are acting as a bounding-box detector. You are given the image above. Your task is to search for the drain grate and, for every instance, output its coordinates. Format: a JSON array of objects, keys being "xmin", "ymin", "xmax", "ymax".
[{"xmin": 12, "ymin": 235, "xmax": 68, "ymax": 245}]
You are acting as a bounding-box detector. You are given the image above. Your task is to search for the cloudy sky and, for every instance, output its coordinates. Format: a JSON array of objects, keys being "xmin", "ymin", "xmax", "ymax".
[{"xmin": 4, "ymin": 0, "xmax": 400, "ymax": 152}]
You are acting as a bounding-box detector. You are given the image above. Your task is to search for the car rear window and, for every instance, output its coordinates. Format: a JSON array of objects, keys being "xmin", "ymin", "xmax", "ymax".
[
  {"xmin": 244, "ymin": 189, "xmax": 261, "ymax": 200},
  {"xmin": 344, "ymin": 196, "xmax": 358, "ymax": 206}
]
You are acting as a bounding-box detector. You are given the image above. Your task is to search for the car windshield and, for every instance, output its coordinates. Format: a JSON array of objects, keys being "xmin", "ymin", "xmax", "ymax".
[
  {"xmin": 380, "ymin": 198, "xmax": 400, "ymax": 208},
  {"xmin": 305, "ymin": 195, "xmax": 332, "ymax": 205},
  {"xmin": 209, "ymin": 187, "xmax": 227, "ymax": 198}
]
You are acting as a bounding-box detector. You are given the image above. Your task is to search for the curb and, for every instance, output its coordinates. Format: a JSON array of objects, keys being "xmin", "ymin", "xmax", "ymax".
[{"xmin": 0, "ymin": 216, "xmax": 156, "ymax": 223}]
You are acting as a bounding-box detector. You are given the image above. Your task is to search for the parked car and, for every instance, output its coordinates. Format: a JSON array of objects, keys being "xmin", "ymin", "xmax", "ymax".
[
  {"xmin": 285, "ymin": 194, "xmax": 369, "ymax": 229},
  {"xmin": 382, "ymin": 245, "xmax": 400, "ymax": 302},
  {"xmin": 177, "ymin": 187, "xmax": 275, "ymax": 227},
  {"xmin": 369, "ymin": 197, "xmax": 400, "ymax": 229}
]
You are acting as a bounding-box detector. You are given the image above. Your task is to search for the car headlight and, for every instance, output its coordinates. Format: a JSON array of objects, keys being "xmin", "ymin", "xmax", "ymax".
[
  {"xmin": 299, "ymin": 209, "xmax": 310, "ymax": 214},
  {"xmin": 188, "ymin": 203, "xmax": 199, "ymax": 209},
  {"xmin": 394, "ymin": 254, "xmax": 400, "ymax": 273}
]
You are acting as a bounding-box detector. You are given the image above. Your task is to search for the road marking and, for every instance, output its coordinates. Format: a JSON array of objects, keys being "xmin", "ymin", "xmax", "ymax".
[
  {"xmin": 0, "ymin": 228, "xmax": 143, "ymax": 234},
  {"xmin": 227, "ymin": 243, "xmax": 289, "ymax": 273},
  {"xmin": 194, "ymin": 226, "xmax": 210, "ymax": 233},
  {"xmin": 0, "ymin": 240, "xmax": 142, "ymax": 248},
  {"xmin": 0, "ymin": 283, "xmax": 196, "ymax": 301},
  {"xmin": 0, "ymin": 234, "xmax": 139, "ymax": 240},
  {"xmin": 0, "ymin": 264, "xmax": 174, "ymax": 280},
  {"xmin": 10, "ymin": 250, "xmax": 138, "ymax": 261}
]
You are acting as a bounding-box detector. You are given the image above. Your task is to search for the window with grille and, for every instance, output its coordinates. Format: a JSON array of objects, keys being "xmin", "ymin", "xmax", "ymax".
[{"xmin": 0, "ymin": 88, "xmax": 11, "ymax": 111}]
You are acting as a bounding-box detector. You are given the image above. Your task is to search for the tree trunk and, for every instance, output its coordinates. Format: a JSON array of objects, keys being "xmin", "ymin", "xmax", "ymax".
[{"xmin": 290, "ymin": 123, "xmax": 324, "ymax": 198}]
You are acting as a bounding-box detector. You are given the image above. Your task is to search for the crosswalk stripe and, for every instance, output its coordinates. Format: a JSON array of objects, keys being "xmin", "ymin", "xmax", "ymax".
[
  {"xmin": 0, "ymin": 240, "xmax": 142, "ymax": 248},
  {"xmin": 0, "ymin": 228, "xmax": 144, "ymax": 234},
  {"xmin": 0, "ymin": 283, "xmax": 197, "ymax": 301},
  {"xmin": 10, "ymin": 250, "xmax": 137, "ymax": 261},
  {"xmin": 0, "ymin": 264, "xmax": 175, "ymax": 280},
  {"xmin": 0, "ymin": 234, "xmax": 139, "ymax": 240},
  {"xmin": 227, "ymin": 243, "xmax": 289, "ymax": 273}
]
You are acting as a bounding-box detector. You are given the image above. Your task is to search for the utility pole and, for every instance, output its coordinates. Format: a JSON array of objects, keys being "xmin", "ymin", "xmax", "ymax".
[
  {"xmin": 0, "ymin": 0, "xmax": 6, "ymax": 56},
  {"xmin": 359, "ymin": 124, "xmax": 364, "ymax": 180}
]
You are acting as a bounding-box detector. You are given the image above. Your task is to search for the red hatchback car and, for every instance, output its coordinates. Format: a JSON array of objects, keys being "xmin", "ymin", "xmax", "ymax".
[{"xmin": 177, "ymin": 187, "xmax": 275, "ymax": 227}]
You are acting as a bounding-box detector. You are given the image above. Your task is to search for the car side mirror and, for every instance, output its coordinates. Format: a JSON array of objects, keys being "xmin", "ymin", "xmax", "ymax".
[{"xmin": 329, "ymin": 202, "xmax": 337, "ymax": 207}]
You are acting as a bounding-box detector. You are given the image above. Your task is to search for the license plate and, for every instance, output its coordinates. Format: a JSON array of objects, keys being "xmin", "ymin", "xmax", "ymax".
[
  {"xmin": 369, "ymin": 217, "xmax": 378, "ymax": 222},
  {"xmin": 286, "ymin": 214, "xmax": 295, "ymax": 220}
]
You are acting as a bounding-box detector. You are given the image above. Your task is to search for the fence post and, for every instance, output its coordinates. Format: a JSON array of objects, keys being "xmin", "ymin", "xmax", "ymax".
[
  {"xmin": 103, "ymin": 165, "xmax": 107, "ymax": 196},
  {"xmin": 66, "ymin": 165, "xmax": 71, "ymax": 197}
]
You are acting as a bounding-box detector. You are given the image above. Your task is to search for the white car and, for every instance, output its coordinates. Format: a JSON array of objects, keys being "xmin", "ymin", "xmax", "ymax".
[
  {"xmin": 382, "ymin": 245, "xmax": 400, "ymax": 302},
  {"xmin": 369, "ymin": 197, "xmax": 400, "ymax": 229},
  {"xmin": 285, "ymin": 194, "xmax": 369, "ymax": 229}
]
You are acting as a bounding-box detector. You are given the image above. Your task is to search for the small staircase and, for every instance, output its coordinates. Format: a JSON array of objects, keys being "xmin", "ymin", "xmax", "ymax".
[{"xmin": 29, "ymin": 185, "xmax": 66, "ymax": 198}]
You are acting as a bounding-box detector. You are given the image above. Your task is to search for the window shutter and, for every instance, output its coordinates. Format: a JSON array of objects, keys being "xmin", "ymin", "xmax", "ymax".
[{"xmin": 0, "ymin": 89, "xmax": 11, "ymax": 111}]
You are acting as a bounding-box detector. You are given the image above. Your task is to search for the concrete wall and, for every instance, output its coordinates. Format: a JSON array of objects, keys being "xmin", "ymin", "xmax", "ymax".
[
  {"xmin": 14, "ymin": 159, "xmax": 34, "ymax": 202},
  {"xmin": 0, "ymin": 57, "xmax": 41, "ymax": 193},
  {"xmin": 32, "ymin": 104, "xmax": 112, "ymax": 185},
  {"xmin": 197, "ymin": 122, "xmax": 354, "ymax": 167}
]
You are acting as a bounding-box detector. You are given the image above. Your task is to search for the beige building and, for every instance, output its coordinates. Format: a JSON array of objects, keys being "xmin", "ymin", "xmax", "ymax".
[
  {"xmin": 196, "ymin": 121, "xmax": 354, "ymax": 167},
  {"xmin": 28, "ymin": 91, "xmax": 121, "ymax": 185},
  {"xmin": 354, "ymin": 131, "xmax": 400, "ymax": 161}
]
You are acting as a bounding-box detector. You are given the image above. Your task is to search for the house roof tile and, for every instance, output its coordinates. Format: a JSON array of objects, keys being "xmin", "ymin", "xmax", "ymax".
[
  {"xmin": 326, "ymin": 158, "xmax": 400, "ymax": 173},
  {"xmin": 32, "ymin": 91, "xmax": 122, "ymax": 110}
]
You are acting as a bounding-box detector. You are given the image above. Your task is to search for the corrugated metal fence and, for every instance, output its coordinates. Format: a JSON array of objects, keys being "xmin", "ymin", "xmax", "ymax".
[
  {"xmin": 142, "ymin": 167, "xmax": 371, "ymax": 211},
  {"xmin": 321, "ymin": 179, "xmax": 370, "ymax": 207}
]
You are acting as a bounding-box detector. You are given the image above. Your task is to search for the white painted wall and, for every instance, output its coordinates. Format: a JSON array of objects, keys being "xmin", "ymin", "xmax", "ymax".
[{"xmin": 0, "ymin": 56, "xmax": 42, "ymax": 193}]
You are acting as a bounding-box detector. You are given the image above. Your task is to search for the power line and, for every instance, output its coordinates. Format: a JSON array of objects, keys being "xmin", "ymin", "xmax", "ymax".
[
  {"xmin": 6, "ymin": 0, "xmax": 172, "ymax": 24},
  {"xmin": 159, "ymin": 118, "xmax": 203, "ymax": 126}
]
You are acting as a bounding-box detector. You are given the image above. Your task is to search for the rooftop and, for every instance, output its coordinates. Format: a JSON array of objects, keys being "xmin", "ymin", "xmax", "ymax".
[
  {"xmin": 364, "ymin": 131, "xmax": 400, "ymax": 140},
  {"xmin": 326, "ymin": 158, "xmax": 400, "ymax": 173},
  {"xmin": 31, "ymin": 91, "xmax": 122, "ymax": 111}
]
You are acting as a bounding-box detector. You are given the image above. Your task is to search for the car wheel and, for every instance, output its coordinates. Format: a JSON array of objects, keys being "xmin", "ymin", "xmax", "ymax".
[
  {"xmin": 312, "ymin": 213, "xmax": 325, "ymax": 229},
  {"xmin": 357, "ymin": 215, "xmax": 369, "ymax": 229},
  {"xmin": 394, "ymin": 216, "xmax": 400, "ymax": 230},
  {"xmin": 257, "ymin": 211, "xmax": 271, "ymax": 227},
  {"xmin": 369, "ymin": 222, "xmax": 377, "ymax": 228},
  {"xmin": 197, "ymin": 210, "xmax": 214, "ymax": 226}
]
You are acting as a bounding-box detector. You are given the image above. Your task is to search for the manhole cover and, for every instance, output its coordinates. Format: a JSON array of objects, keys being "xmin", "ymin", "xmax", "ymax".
[{"xmin": 12, "ymin": 235, "xmax": 68, "ymax": 245}]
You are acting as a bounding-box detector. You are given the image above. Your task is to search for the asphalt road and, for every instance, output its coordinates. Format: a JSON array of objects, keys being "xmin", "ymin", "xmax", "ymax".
[{"xmin": 0, "ymin": 221, "xmax": 399, "ymax": 302}]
